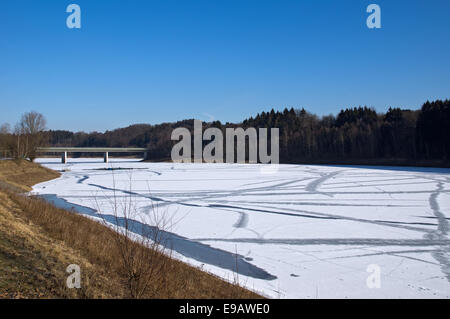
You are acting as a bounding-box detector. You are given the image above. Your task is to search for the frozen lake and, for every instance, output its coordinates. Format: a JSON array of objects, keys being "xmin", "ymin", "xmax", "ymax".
[{"xmin": 33, "ymin": 158, "xmax": 450, "ymax": 298}]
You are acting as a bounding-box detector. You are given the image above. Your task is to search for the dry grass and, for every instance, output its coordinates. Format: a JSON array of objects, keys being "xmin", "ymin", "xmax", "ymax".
[
  {"xmin": 0, "ymin": 159, "xmax": 60, "ymax": 192},
  {"xmin": 0, "ymin": 160, "xmax": 262, "ymax": 299},
  {"xmin": 0, "ymin": 191, "xmax": 120, "ymax": 298}
]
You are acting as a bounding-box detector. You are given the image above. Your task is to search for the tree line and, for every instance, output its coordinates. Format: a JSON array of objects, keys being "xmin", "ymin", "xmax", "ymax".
[
  {"xmin": 1, "ymin": 99, "xmax": 449, "ymax": 165},
  {"xmin": 241, "ymin": 99, "xmax": 449, "ymax": 164}
]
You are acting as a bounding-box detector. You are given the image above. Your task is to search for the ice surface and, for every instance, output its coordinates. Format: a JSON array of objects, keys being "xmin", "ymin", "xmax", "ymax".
[{"xmin": 33, "ymin": 158, "xmax": 450, "ymax": 298}]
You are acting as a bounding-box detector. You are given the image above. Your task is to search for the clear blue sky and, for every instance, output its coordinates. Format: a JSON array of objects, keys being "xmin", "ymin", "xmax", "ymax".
[{"xmin": 1, "ymin": 0, "xmax": 449, "ymax": 132}]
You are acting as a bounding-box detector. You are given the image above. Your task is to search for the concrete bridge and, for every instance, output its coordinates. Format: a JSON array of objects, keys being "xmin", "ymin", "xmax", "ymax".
[{"xmin": 36, "ymin": 147, "xmax": 148, "ymax": 163}]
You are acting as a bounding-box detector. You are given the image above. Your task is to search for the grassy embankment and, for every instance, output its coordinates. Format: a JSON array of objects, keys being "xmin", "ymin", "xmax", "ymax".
[{"xmin": 0, "ymin": 159, "xmax": 261, "ymax": 298}]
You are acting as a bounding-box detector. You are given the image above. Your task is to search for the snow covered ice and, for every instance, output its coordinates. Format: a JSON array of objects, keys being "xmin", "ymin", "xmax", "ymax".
[{"xmin": 33, "ymin": 158, "xmax": 450, "ymax": 298}]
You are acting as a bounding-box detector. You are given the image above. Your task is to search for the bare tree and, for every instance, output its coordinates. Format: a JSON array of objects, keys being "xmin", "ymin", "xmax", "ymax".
[
  {"xmin": 0, "ymin": 123, "xmax": 12, "ymax": 158},
  {"xmin": 19, "ymin": 111, "xmax": 47, "ymax": 135},
  {"xmin": 15, "ymin": 111, "xmax": 47, "ymax": 160},
  {"xmin": 95, "ymin": 171, "xmax": 174, "ymax": 298}
]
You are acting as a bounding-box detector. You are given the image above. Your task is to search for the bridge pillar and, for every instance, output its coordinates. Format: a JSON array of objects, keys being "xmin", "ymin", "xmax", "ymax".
[
  {"xmin": 61, "ymin": 152, "xmax": 67, "ymax": 164},
  {"xmin": 143, "ymin": 152, "xmax": 148, "ymax": 160},
  {"xmin": 104, "ymin": 152, "xmax": 109, "ymax": 163}
]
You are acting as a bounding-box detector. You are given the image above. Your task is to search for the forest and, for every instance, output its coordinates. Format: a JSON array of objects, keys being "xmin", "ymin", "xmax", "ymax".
[{"xmin": 1, "ymin": 99, "xmax": 449, "ymax": 166}]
